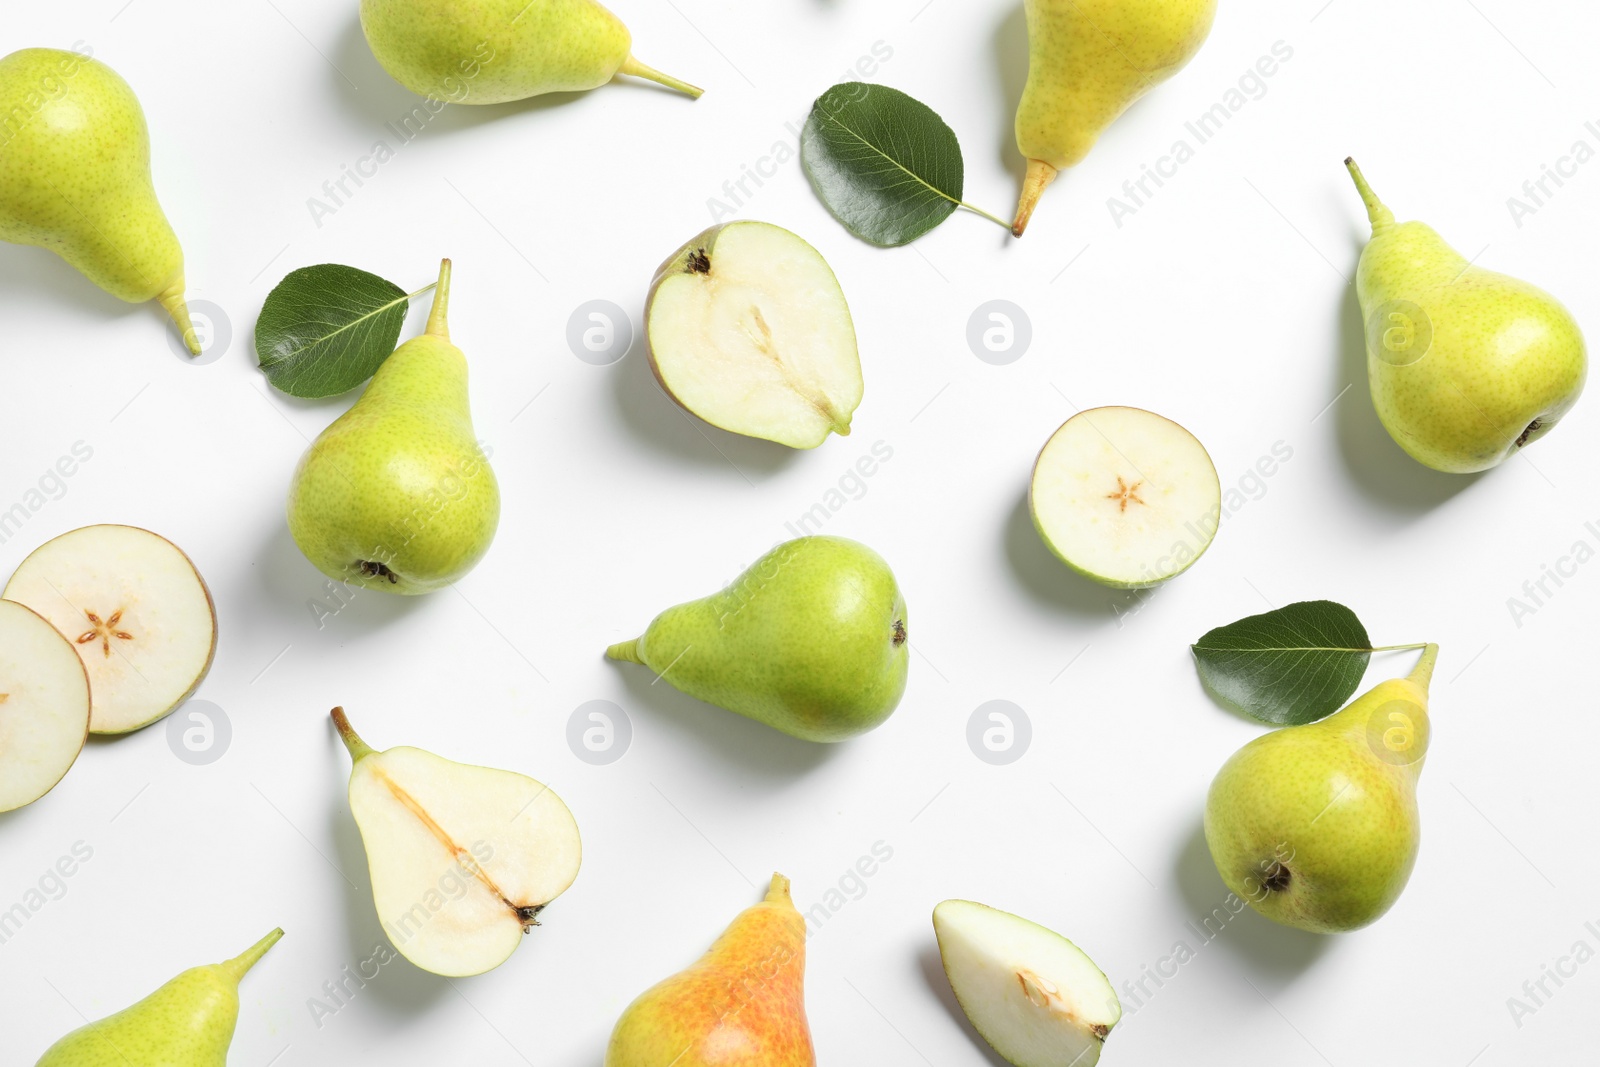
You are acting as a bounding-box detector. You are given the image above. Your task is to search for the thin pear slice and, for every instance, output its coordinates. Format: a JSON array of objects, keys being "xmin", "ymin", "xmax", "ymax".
[
  {"xmin": 934, "ymin": 900, "xmax": 1120, "ymax": 1067},
  {"xmin": 646, "ymin": 221, "xmax": 863, "ymax": 449},
  {"xmin": 3, "ymin": 525, "xmax": 216, "ymax": 734},
  {"xmin": 1030, "ymin": 406, "xmax": 1220, "ymax": 588},
  {"xmin": 333, "ymin": 708, "xmax": 581, "ymax": 977},
  {"xmin": 0, "ymin": 600, "xmax": 90, "ymax": 812}
]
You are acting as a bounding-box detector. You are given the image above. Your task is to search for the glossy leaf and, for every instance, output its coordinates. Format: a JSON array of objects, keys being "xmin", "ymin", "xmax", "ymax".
[
  {"xmin": 1192, "ymin": 601, "xmax": 1374, "ymax": 726},
  {"xmin": 256, "ymin": 265, "xmax": 415, "ymax": 398}
]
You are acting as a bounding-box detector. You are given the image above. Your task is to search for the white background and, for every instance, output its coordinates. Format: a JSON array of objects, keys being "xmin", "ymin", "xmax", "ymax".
[{"xmin": 2, "ymin": 0, "xmax": 1598, "ymax": 1063}]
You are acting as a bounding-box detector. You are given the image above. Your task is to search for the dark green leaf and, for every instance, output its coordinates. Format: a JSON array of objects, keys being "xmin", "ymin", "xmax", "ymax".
[
  {"xmin": 1192, "ymin": 601, "xmax": 1374, "ymax": 726},
  {"xmin": 256, "ymin": 265, "xmax": 413, "ymax": 398},
  {"xmin": 802, "ymin": 83, "xmax": 990, "ymax": 246}
]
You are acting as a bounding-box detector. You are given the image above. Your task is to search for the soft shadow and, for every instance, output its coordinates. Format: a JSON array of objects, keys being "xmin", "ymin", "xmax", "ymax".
[
  {"xmin": 252, "ymin": 523, "xmax": 432, "ymax": 635},
  {"xmin": 610, "ymin": 346, "xmax": 797, "ymax": 478},
  {"xmin": 1172, "ymin": 820, "xmax": 1332, "ymax": 981},
  {"xmin": 918, "ymin": 944, "xmax": 1010, "ymax": 1066},
  {"xmin": 608, "ymin": 657, "xmax": 841, "ymax": 777},
  {"xmin": 991, "ymin": 5, "xmax": 1030, "ymax": 187},
  {"xmin": 0, "ymin": 246, "xmax": 155, "ymax": 334},
  {"xmin": 1002, "ymin": 490, "xmax": 1132, "ymax": 619},
  {"xmin": 1332, "ymin": 276, "xmax": 1482, "ymax": 511}
]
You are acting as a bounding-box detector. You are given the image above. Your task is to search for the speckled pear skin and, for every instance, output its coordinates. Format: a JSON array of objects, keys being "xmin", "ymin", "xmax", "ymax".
[
  {"xmin": 608, "ymin": 537, "xmax": 907, "ymax": 743},
  {"xmin": 606, "ymin": 875, "xmax": 815, "ymax": 1067},
  {"xmin": 287, "ymin": 262, "xmax": 499, "ymax": 595},
  {"xmin": 0, "ymin": 48, "xmax": 198, "ymax": 352},
  {"xmin": 1204, "ymin": 647, "xmax": 1438, "ymax": 934},
  {"xmin": 360, "ymin": 0, "xmax": 701, "ymax": 102},
  {"xmin": 34, "ymin": 930, "xmax": 281, "ymax": 1066},
  {"xmin": 1012, "ymin": 0, "xmax": 1216, "ymax": 233},
  {"xmin": 1348, "ymin": 160, "xmax": 1587, "ymax": 473}
]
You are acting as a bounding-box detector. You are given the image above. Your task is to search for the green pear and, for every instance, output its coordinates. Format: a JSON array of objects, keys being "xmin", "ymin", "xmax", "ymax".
[
  {"xmin": 1012, "ymin": 0, "xmax": 1217, "ymax": 235},
  {"xmin": 34, "ymin": 929, "xmax": 281, "ymax": 1065},
  {"xmin": 0, "ymin": 47, "xmax": 200, "ymax": 353},
  {"xmin": 1204, "ymin": 645, "xmax": 1439, "ymax": 933},
  {"xmin": 286, "ymin": 259, "xmax": 499, "ymax": 594},
  {"xmin": 1348, "ymin": 159, "xmax": 1587, "ymax": 472},
  {"xmin": 361, "ymin": 0, "xmax": 701, "ymax": 103},
  {"xmin": 606, "ymin": 536, "xmax": 907, "ymax": 742}
]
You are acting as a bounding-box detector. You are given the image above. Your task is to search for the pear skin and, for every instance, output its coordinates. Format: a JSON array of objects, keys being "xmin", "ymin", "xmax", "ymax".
[
  {"xmin": 1347, "ymin": 160, "xmax": 1587, "ymax": 472},
  {"xmin": 1204, "ymin": 646, "xmax": 1438, "ymax": 933},
  {"xmin": 360, "ymin": 0, "xmax": 701, "ymax": 103},
  {"xmin": 606, "ymin": 875, "xmax": 814, "ymax": 1067},
  {"xmin": 1012, "ymin": 0, "xmax": 1217, "ymax": 234},
  {"xmin": 0, "ymin": 48, "xmax": 199, "ymax": 353},
  {"xmin": 34, "ymin": 930, "xmax": 281, "ymax": 1065},
  {"xmin": 607, "ymin": 536, "xmax": 908, "ymax": 742},
  {"xmin": 286, "ymin": 259, "xmax": 500, "ymax": 594}
]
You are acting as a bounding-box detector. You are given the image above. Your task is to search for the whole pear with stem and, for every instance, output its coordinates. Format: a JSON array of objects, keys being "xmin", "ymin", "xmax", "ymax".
[
  {"xmin": 0, "ymin": 48, "xmax": 200, "ymax": 353},
  {"xmin": 1347, "ymin": 159, "xmax": 1586, "ymax": 472},
  {"xmin": 1205, "ymin": 645, "xmax": 1439, "ymax": 933},
  {"xmin": 33, "ymin": 929, "xmax": 282, "ymax": 1065}
]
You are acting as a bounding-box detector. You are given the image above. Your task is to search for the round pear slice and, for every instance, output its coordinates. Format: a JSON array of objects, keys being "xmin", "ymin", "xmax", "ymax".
[
  {"xmin": 1029, "ymin": 406, "xmax": 1221, "ymax": 588},
  {"xmin": 3, "ymin": 525, "xmax": 217, "ymax": 734},
  {"xmin": 0, "ymin": 600, "xmax": 91, "ymax": 812},
  {"xmin": 934, "ymin": 900, "xmax": 1121, "ymax": 1067},
  {"xmin": 645, "ymin": 220, "xmax": 863, "ymax": 449},
  {"xmin": 333, "ymin": 708, "xmax": 582, "ymax": 977}
]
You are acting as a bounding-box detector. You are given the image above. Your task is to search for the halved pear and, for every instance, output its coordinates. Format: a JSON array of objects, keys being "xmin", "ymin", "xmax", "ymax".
[
  {"xmin": 3, "ymin": 525, "xmax": 216, "ymax": 734},
  {"xmin": 332, "ymin": 708, "xmax": 582, "ymax": 977},
  {"xmin": 645, "ymin": 221, "xmax": 863, "ymax": 448},
  {"xmin": 934, "ymin": 900, "xmax": 1121, "ymax": 1067},
  {"xmin": 1029, "ymin": 406, "xmax": 1220, "ymax": 588},
  {"xmin": 0, "ymin": 600, "xmax": 91, "ymax": 812}
]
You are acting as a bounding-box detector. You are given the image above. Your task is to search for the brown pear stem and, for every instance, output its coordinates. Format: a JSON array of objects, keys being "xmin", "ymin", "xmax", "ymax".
[
  {"xmin": 765, "ymin": 873, "xmax": 792, "ymax": 903},
  {"xmin": 1012, "ymin": 159, "xmax": 1058, "ymax": 237},
  {"xmin": 1344, "ymin": 157, "xmax": 1395, "ymax": 233},
  {"xmin": 219, "ymin": 928, "xmax": 283, "ymax": 983},
  {"xmin": 426, "ymin": 259, "xmax": 452, "ymax": 341},
  {"xmin": 331, "ymin": 707, "xmax": 376, "ymax": 762},
  {"xmin": 618, "ymin": 56, "xmax": 703, "ymax": 99},
  {"xmin": 157, "ymin": 280, "xmax": 202, "ymax": 356},
  {"xmin": 1406, "ymin": 643, "xmax": 1439, "ymax": 691}
]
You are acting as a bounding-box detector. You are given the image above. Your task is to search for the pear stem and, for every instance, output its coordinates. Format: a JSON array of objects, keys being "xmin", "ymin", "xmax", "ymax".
[
  {"xmin": 1344, "ymin": 157, "xmax": 1395, "ymax": 233},
  {"xmin": 331, "ymin": 706, "xmax": 377, "ymax": 761},
  {"xmin": 425, "ymin": 259, "xmax": 452, "ymax": 341},
  {"xmin": 1012, "ymin": 159, "xmax": 1058, "ymax": 237},
  {"xmin": 605, "ymin": 639, "xmax": 643, "ymax": 664},
  {"xmin": 618, "ymin": 56, "xmax": 703, "ymax": 99},
  {"xmin": 765, "ymin": 873, "xmax": 792, "ymax": 903},
  {"xmin": 1406, "ymin": 643, "xmax": 1440, "ymax": 690},
  {"xmin": 219, "ymin": 928, "xmax": 283, "ymax": 982},
  {"xmin": 157, "ymin": 280, "xmax": 202, "ymax": 356}
]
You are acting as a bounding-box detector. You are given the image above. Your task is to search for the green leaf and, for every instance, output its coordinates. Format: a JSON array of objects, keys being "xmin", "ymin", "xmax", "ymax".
[
  {"xmin": 801, "ymin": 82, "xmax": 1008, "ymax": 246},
  {"xmin": 256, "ymin": 265, "xmax": 421, "ymax": 399},
  {"xmin": 1192, "ymin": 601, "xmax": 1380, "ymax": 726}
]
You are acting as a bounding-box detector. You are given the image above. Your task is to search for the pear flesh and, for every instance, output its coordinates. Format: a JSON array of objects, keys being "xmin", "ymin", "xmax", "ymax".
[
  {"xmin": 1205, "ymin": 645, "xmax": 1439, "ymax": 933},
  {"xmin": 0, "ymin": 48, "xmax": 200, "ymax": 354},
  {"xmin": 607, "ymin": 536, "xmax": 907, "ymax": 742},
  {"xmin": 934, "ymin": 900, "xmax": 1120, "ymax": 1067},
  {"xmin": 33, "ymin": 929, "xmax": 281, "ymax": 1066},
  {"xmin": 1030, "ymin": 406, "xmax": 1220, "ymax": 588},
  {"xmin": 333, "ymin": 708, "xmax": 581, "ymax": 977},
  {"xmin": 1347, "ymin": 160, "xmax": 1587, "ymax": 472},
  {"xmin": 0, "ymin": 600, "xmax": 90, "ymax": 812},
  {"xmin": 646, "ymin": 221, "xmax": 863, "ymax": 449},
  {"xmin": 360, "ymin": 0, "xmax": 702, "ymax": 102},
  {"xmin": 3, "ymin": 525, "xmax": 217, "ymax": 735},
  {"xmin": 287, "ymin": 259, "xmax": 501, "ymax": 595},
  {"xmin": 1012, "ymin": 0, "xmax": 1217, "ymax": 234},
  {"xmin": 606, "ymin": 874, "xmax": 814, "ymax": 1067}
]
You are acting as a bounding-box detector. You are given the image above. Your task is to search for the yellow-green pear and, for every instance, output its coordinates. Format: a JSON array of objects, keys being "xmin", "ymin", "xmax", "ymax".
[
  {"xmin": 1204, "ymin": 645, "xmax": 1439, "ymax": 933},
  {"xmin": 286, "ymin": 260, "xmax": 500, "ymax": 594},
  {"xmin": 1347, "ymin": 159, "xmax": 1587, "ymax": 472},
  {"xmin": 606, "ymin": 536, "xmax": 908, "ymax": 743},
  {"xmin": 361, "ymin": 0, "xmax": 702, "ymax": 103},
  {"xmin": 1012, "ymin": 0, "xmax": 1217, "ymax": 235},
  {"xmin": 0, "ymin": 47, "xmax": 200, "ymax": 354},
  {"xmin": 33, "ymin": 929, "xmax": 281, "ymax": 1065}
]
